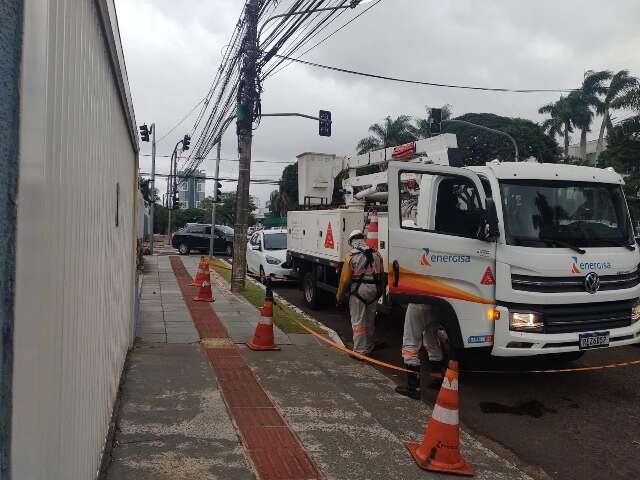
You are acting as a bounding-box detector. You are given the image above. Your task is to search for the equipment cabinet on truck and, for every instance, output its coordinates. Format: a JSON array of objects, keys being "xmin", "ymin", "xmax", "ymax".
[{"xmin": 287, "ymin": 209, "xmax": 365, "ymax": 308}]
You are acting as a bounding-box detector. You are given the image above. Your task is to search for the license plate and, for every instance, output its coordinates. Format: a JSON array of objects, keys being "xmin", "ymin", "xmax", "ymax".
[{"xmin": 579, "ymin": 331, "xmax": 610, "ymax": 350}]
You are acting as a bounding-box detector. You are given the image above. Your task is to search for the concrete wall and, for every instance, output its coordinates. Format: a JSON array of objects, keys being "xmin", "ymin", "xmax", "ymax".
[
  {"xmin": 0, "ymin": 1, "xmax": 23, "ymax": 477},
  {"xmin": 11, "ymin": 1, "xmax": 138, "ymax": 478}
]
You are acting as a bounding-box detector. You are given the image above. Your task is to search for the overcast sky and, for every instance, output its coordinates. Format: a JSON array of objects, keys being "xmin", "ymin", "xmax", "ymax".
[{"xmin": 115, "ymin": 0, "xmax": 640, "ymax": 206}]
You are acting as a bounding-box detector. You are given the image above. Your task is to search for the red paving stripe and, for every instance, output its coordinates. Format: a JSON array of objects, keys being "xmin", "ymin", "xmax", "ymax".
[
  {"xmin": 250, "ymin": 449, "xmax": 320, "ymax": 480},
  {"xmin": 169, "ymin": 256, "xmax": 321, "ymax": 480},
  {"xmin": 231, "ymin": 408, "xmax": 287, "ymax": 428}
]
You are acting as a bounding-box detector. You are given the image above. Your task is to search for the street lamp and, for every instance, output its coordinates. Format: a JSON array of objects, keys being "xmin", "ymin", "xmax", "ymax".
[
  {"xmin": 258, "ymin": 0, "xmax": 376, "ymax": 43},
  {"xmin": 444, "ymin": 119, "xmax": 520, "ymax": 162}
]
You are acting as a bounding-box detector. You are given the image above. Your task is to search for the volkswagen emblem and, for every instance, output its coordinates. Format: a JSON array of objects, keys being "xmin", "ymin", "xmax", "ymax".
[{"xmin": 584, "ymin": 272, "xmax": 600, "ymax": 294}]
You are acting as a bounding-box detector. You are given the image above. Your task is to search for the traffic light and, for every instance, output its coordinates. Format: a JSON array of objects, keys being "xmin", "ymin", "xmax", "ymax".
[
  {"xmin": 182, "ymin": 134, "xmax": 191, "ymax": 150},
  {"xmin": 172, "ymin": 193, "xmax": 180, "ymax": 209},
  {"xmin": 213, "ymin": 181, "xmax": 223, "ymax": 202},
  {"xmin": 319, "ymin": 110, "xmax": 331, "ymax": 137},
  {"xmin": 139, "ymin": 124, "xmax": 150, "ymax": 142},
  {"xmin": 429, "ymin": 108, "xmax": 442, "ymax": 135}
]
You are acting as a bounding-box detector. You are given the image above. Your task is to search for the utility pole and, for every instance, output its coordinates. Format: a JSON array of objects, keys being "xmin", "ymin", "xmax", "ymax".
[
  {"xmin": 149, "ymin": 123, "xmax": 156, "ymax": 254},
  {"xmin": 231, "ymin": 0, "xmax": 259, "ymax": 293},
  {"xmin": 209, "ymin": 141, "xmax": 222, "ymax": 257},
  {"xmin": 167, "ymin": 150, "xmax": 174, "ymax": 239}
]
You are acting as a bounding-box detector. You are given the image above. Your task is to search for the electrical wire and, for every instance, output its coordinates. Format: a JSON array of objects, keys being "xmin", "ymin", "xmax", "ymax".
[
  {"xmin": 272, "ymin": 54, "xmax": 578, "ymax": 93},
  {"xmin": 140, "ymin": 153, "xmax": 295, "ymax": 164},
  {"xmin": 155, "ymin": 97, "xmax": 206, "ymax": 144},
  {"xmin": 264, "ymin": 0, "xmax": 383, "ymax": 79}
]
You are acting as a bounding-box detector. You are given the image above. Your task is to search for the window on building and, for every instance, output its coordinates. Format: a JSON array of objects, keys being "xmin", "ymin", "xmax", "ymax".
[
  {"xmin": 197, "ymin": 182, "xmax": 204, "ymax": 192},
  {"xmin": 195, "ymin": 201, "xmax": 201, "ymax": 208},
  {"xmin": 180, "ymin": 182, "xmax": 188, "ymax": 192}
]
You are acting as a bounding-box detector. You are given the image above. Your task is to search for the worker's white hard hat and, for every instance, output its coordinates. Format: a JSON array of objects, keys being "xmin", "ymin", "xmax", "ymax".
[{"xmin": 348, "ymin": 229, "xmax": 364, "ymax": 243}]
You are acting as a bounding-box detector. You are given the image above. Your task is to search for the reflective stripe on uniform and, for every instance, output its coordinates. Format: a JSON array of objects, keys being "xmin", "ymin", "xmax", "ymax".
[
  {"xmin": 352, "ymin": 325, "xmax": 371, "ymax": 335},
  {"xmin": 431, "ymin": 404, "xmax": 459, "ymax": 425},
  {"xmin": 401, "ymin": 349, "xmax": 418, "ymax": 358}
]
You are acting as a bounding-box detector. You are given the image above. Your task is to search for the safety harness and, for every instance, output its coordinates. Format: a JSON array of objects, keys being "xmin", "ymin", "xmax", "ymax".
[{"xmin": 349, "ymin": 245, "xmax": 382, "ymax": 305}]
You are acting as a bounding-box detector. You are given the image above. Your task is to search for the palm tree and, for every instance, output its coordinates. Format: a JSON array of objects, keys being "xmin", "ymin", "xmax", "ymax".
[
  {"xmin": 572, "ymin": 70, "xmax": 611, "ymax": 159},
  {"xmin": 539, "ymin": 96, "xmax": 576, "ymax": 160},
  {"xmin": 356, "ymin": 115, "xmax": 416, "ymax": 154},
  {"xmin": 411, "ymin": 105, "xmax": 453, "ymax": 139},
  {"xmin": 595, "ymin": 70, "xmax": 639, "ymax": 160},
  {"xmin": 268, "ymin": 190, "xmax": 290, "ymax": 217}
]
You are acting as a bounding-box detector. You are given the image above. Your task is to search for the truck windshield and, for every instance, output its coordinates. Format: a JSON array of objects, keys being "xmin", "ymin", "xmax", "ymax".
[
  {"xmin": 499, "ymin": 180, "xmax": 633, "ymax": 248},
  {"xmin": 263, "ymin": 233, "xmax": 287, "ymax": 250}
]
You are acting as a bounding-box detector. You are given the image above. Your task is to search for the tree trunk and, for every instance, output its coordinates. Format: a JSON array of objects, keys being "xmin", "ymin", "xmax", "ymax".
[
  {"xmin": 564, "ymin": 124, "xmax": 570, "ymax": 161},
  {"xmin": 595, "ymin": 107, "xmax": 609, "ymax": 162},
  {"xmin": 580, "ymin": 129, "xmax": 587, "ymax": 160}
]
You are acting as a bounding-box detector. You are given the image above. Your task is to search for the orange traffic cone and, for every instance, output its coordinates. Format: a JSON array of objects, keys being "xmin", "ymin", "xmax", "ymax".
[
  {"xmin": 406, "ymin": 360, "xmax": 473, "ymax": 477},
  {"xmin": 194, "ymin": 267, "xmax": 215, "ymax": 302},
  {"xmin": 366, "ymin": 209, "xmax": 379, "ymax": 250},
  {"xmin": 247, "ymin": 280, "xmax": 280, "ymax": 351},
  {"xmin": 191, "ymin": 260, "xmax": 209, "ymax": 287}
]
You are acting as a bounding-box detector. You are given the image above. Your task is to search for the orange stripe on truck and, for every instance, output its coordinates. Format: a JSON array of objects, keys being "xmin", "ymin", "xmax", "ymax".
[{"xmin": 389, "ymin": 267, "xmax": 494, "ymax": 305}]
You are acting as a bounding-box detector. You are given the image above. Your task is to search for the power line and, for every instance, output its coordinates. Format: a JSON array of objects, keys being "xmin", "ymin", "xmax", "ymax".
[
  {"xmin": 140, "ymin": 153, "xmax": 294, "ymax": 164},
  {"xmin": 273, "ymin": 54, "xmax": 578, "ymax": 93},
  {"xmin": 155, "ymin": 97, "xmax": 206, "ymax": 144},
  {"xmin": 139, "ymin": 172, "xmax": 281, "ymax": 184},
  {"xmin": 265, "ymin": 0, "xmax": 383, "ymax": 79}
]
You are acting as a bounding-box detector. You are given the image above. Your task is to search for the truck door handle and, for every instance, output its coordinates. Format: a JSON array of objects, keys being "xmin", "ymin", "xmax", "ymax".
[{"xmin": 392, "ymin": 260, "xmax": 400, "ymax": 287}]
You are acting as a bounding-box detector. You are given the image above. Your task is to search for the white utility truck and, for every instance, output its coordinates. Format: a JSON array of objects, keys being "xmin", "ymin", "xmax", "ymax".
[{"xmin": 286, "ymin": 135, "xmax": 640, "ymax": 358}]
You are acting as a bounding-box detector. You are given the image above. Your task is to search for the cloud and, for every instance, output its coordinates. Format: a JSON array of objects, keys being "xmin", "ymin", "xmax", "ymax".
[{"xmin": 116, "ymin": 0, "xmax": 640, "ymax": 204}]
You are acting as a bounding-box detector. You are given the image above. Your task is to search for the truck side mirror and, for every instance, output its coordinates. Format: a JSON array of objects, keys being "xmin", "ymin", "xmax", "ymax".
[{"xmin": 479, "ymin": 198, "xmax": 500, "ymax": 242}]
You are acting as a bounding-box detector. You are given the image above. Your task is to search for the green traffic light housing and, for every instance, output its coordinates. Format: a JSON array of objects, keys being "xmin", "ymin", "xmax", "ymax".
[{"xmin": 139, "ymin": 124, "xmax": 150, "ymax": 142}]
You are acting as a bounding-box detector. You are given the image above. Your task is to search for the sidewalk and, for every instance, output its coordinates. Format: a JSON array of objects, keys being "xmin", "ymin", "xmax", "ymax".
[{"xmin": 104, "ymin": 255, "xmax": 532, "ymax": 479}]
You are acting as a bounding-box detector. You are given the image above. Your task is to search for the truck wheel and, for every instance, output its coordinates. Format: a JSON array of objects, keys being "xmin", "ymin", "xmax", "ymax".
[
  {"xmin": 303, "ymin": 272, "xmax": 320, "ymax": 310},
  {"xmin": 178, "ymin": 243, "xmax": 190, "ymax": 255}
]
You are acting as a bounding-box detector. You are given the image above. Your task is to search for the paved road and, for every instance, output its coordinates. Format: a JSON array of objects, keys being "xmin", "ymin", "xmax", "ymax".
[{"xmin": 273, "ymin": 283, "xmax": 640, "ymax": 480}]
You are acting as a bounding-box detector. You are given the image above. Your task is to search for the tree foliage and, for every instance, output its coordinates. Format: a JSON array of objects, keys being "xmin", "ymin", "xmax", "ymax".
[
  {"xmin": 443, "ymin": 113, "xmax": 560, "ymax": 164},
  {"xmin": 356, "ymin": 115, "xmax": 416, "ymax": 154},
  {"xmin": 152, "ymin": 192, "xmax": 257, "ymax": 233}
]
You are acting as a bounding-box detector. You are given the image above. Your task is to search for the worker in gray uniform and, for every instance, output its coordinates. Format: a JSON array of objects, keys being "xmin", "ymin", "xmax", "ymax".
[
  {"xmin": 395, "ymin": 303, "xmax": 446, "ymax": 399},
  {"xmin": 336, "ymin": 230, "xmax": 384, "ymax": 356}
]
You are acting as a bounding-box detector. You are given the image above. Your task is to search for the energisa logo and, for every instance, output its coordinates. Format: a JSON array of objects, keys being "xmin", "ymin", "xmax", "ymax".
[
  {"xmin": 570, "ymin": 256, "xmax": 612, "ymax": 274},
  {"xmin": 420, "ymin": 247, "xmax": 471, "ymax": 267}
]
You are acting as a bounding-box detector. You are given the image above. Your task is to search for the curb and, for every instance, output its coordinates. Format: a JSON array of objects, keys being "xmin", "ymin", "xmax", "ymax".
[{"xmin": 217, "ymin": 258, "xmax": 345, "ymax": 347}]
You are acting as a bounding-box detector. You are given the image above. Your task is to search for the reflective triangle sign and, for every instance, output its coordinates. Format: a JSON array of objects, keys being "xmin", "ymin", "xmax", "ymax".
[
  {"xmin": 480, "ymin": 266, "xmax": 496, "ymax": 285},
  {"xmin": 324, "ymin": 222, "xmax": 335, "ymax": 249}
]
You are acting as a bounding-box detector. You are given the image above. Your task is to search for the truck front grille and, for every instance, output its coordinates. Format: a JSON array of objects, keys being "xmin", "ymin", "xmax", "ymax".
[
  {"xmin": 511, "ymin": 271, "xmax": 640, "ymax": 293},
  {"xmin": 504, "ymin": 300, "xmax": 634, "ymax": 334}
]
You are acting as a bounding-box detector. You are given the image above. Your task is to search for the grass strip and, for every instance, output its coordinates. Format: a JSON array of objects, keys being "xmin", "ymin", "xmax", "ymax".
[{"xmin": 209, "ymin": 257, "xmax": 326, "ymax": 335}]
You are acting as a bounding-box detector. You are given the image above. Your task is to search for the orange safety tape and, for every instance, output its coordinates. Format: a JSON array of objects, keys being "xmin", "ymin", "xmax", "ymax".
[
  {"xmin": 281, "ymin": 301, "xmax": 640, "ymax": 375},
  {"xmin": 274, "ymin": 304, "xmax": 411, "ymax": 373},
  {"xmin": 210, "ymin": 260, "xmax": 640, "ymax": 376},
  {"xmin": 464, "ymin": 358, "xmax": 640, "ymax": 374}
]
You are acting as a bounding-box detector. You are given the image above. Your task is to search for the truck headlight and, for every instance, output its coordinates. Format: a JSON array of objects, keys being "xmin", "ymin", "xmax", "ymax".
[
  {"xmin": 632, "ymin": 300, "xmax": 640, "ymax": 324},
  {"xmin": 265, "ymin": 255, "xmax": 281, "ymax": 265},
  {"xmin": 509, "ymin": 311, "xmax": 543, "ymax": 332}
]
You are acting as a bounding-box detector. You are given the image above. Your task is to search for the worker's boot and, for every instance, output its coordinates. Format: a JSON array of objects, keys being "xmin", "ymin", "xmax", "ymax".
[
  {"xmin": 427, "ymin": 359, "xmax": 446, "ymax": 390},
  {"xmin": 395, "ymin": 364, "xmax": 420, "ymax": 400}
]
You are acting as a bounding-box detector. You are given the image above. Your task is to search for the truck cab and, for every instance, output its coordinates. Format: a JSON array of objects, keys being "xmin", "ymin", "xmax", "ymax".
[{"xmin": 387, "ymin": 160, "xmax": 640, "ymax": 357}]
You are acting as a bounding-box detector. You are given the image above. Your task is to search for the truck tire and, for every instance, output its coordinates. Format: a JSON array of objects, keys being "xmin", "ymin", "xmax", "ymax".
[{"xmin": 303, "ymin": 271, "xmax": 320, "ymax": 310}]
